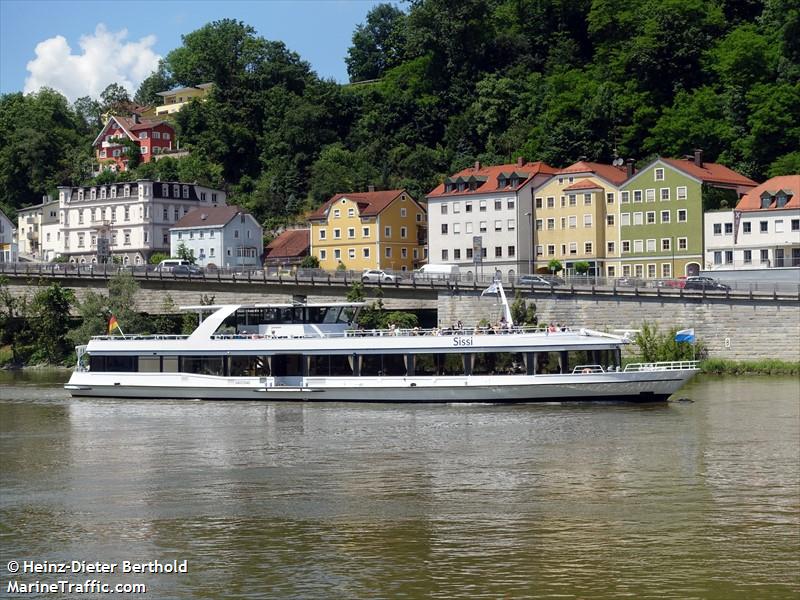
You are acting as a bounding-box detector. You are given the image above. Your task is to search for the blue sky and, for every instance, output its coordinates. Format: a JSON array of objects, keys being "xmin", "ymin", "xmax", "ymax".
[{"xmin": 0, "ymin": 0, "xmax": 387, "ymax": 100}]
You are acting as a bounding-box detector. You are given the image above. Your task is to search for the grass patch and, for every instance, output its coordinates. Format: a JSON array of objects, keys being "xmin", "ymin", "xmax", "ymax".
[{"xmin": 700, "ymin": 358, "xmax": 800, "ymax": 375}]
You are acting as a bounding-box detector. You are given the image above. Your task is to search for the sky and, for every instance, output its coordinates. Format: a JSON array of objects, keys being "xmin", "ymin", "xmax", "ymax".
[{"xmin": 0, "ymin": 0, "xmax": 387, "ymax": 101}]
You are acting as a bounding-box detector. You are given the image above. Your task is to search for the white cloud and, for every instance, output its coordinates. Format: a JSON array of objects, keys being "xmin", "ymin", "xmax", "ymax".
[{"xmin": 24, "ymin": 24, "xmax": 161, "ymax": 102}]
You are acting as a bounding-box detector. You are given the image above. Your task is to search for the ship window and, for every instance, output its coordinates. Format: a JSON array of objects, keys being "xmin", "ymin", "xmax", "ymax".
[
  {"xmin": 162, "ymin": 356, "xmax": 179, "ymax": 372},
  {"xmin": 271, "ymin": 354, "xmax": 304, "ymax": 377},
  {"xmin": 309, "ymin": 354, "xmax": 353, "ymax": 377},
  {"xmin": 359, "ymin": 353, "xmax": 407, "ymax": 376},
  {"xmin": 471, "ymin": 352, "xmax": 525, "ymax": 375},
  {"xmin": 412, "ymin": 353, "xmax": 463, "ymax": 376},
  {"xmin": 230, "ymin": 356, "xmax": 270, "ymax": 377},
  {"xmin": 138, "ymin": 356, "xmax": 161, "ymax": 372},
  {"xmin": 89, "ymin": 355, "xmax": 138, "ymax": 372},
  {"xmin": 180, "ymin": 356, "xmax": 224, "ymax": 376}
]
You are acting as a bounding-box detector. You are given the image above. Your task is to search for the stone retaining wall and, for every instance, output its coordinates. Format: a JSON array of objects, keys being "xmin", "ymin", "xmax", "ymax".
[{"xmin": 437, "ymin": 291, "xmax": 800, "ymax": 361}]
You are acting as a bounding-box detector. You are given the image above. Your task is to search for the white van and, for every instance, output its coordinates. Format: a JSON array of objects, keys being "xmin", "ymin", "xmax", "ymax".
[
  {"xmin": 155, "ymin": 259, "xmax": 191, "ymax": 272},
  {"xmin": 413, "ymin": 263, "xmax": 460, "ymax": 281}
]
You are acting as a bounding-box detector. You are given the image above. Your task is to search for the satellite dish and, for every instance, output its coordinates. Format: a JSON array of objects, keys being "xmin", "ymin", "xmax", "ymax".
[{"xmin": 613, "ymin": 158, "xmax": 623, "ymax": 166}]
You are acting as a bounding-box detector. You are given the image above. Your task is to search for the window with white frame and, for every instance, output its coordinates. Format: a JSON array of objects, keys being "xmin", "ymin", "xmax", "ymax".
[
  {"xmin": 584, "ymin": 214, "xmax": 592, "ymax": 227},
  {"xmin": 662, "ymin": 238, "xmax": 671, "ymax": 251},
  {"xmin": 494, "ymin": 220, "xmax": 502, "ymax": 231},
  {"xmin": 775, "ymin": 220, "xmax": 785, "ymax": 233},
  {"xmin": 568, "ymin": 215, "xmax": 577, "ymax": 229},
  {"xmin": 655, "ymin": 168, "xmax": 664, "ymax": 181},
  {"xmin": 621, "ymin": 213, "xmax": 631, "ymax": 226},
  {"xmin": 608, "ymin": 241, "xmax": 615, "ymax": 253},
  {"xmin": 401, "ymin": 226, "xmax": 408, "ymax": 238},
  {"xmin": 441, "ymin": 249, "xmax": 448, "ymax": 260},
  {"xmin": 646, "ymin": 239, "xmax": 656, "ymax": 252},
  {"xmin": 621, "ymin": 191, "xmax": 630, "ymax": 203},
  {"xmin": 348, "ymin": 208, "xmax": 355, "ymax": 217},
  {"xmin": 466, "ymin": 222, "xmax": 473, "ymax": 233},
  {"xmin": 606, "ymin": 192, "xmax": 615, "ymax": 204},
  {"xmin": 584, "ymin": 193, "xmax": 592, "ymax": 205},
  {"xmin": 678, "ymin": 237, "xmax": 687, "ymax": 250},
  {"xmin": 480, "ymin": 221, "xmax": 487, "ymax": 232},
  {"xmin": 385, "ymin": 247, "xmax": 392, "ymax": 258},
  {"xmin": 633, "ymin": 190, "xmax": 643, "ymax": 202},
  {"xmin": 334, "ymin": 228, "xmax": 341, "ymax": 239},
  {"xmin": 334, "ymin": 249, "xmax": 341, "ymax": 260},
  {"xmin": 363, "ymin": 248, "xmax": 370, "ymax": 258},
  {"xmin": 660, "ymin": 188, "xmax": 670, "ymax": 201},
  {"xmin": 646, "ymin": 189, "xmax": 655, "ymax": 202},
  {"xmin": 453, "ymin": 202, "xmax": 461, "ymax": 213},
  {"xmin": 646, "ymin": 211, "xmax": 656, "ymax": 224},
  {"xmin": 348, "ymin": 227, "xmax": 355, "ymax": 238},
  {"xmin": 319, "ymin": 229, "xmax": 326, "ymax": 240},
  {"xmin": 547, "ymin": 244, "xmax": 555, "ymax": 256},
  {"xmin": 453, "ymin": 223, "xmax": 460, "ymax": 234},
  {"xmin": 507, "ymin": 219, "xmax": 515, "ymax": 230},
  {"xmin": 536, "ymin": 219, "xmax": 543, "ymax": 230},
  {"xmin": 348, "ymin": 248, "xmax": 356, "ymax": 260},
  {"xmin": 362, "ymin": 227, "xmax": 369, "ymax": 237},
  {"xmin": 677, "ymin": 209, "xmax": 687, "ymax": 222},
  {"xmin": 607, "ymin": 215, "xmax": 615, "ymax": 226},
  {"xmin": 661, "ymin": 210, "xmax": 670, "ymax": 223},
  {"xmin": 320, "ymin": 249, "xmax": 327, "ymax": 260},
  {"xmin": 385, "ymin": 226, "xmax": 392, "ymax": 237},
  {"xmin": 622, "ymin": 240, "xmax": 631, "ymax": 253},
  {"xmin": 546, "ymin": 197, "xmax": 554, "ymax": 208},
  {"xmin": 633, "ymin": 240, "xmax": 643, "ymax": 252},
  {"xmin": 584, "ymin": 242, "xmax": 593, "ymax": 254},
  {"xmin": 569, "ymin": 242, "xmax": 577, "ymax": 255},
  {"xmin": 633, "ymin": 212, "xmax": 643, "ymax": 225},
  {"xmin": 677, "ymin": 186, "xmax": 687, "ymax": 200},
  {"xmin": 648, "ymin": 264, "xmax": 657, "ymax": 278}
]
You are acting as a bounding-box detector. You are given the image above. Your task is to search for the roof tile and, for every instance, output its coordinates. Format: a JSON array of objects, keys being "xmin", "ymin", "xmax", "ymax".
[
  {"xmin": 736, "ymin": 175, "xmax": 800, "ymax": 211},
  {"xmin": 427, "ymin": 161, "xmax": 557, "ymax": 198}
]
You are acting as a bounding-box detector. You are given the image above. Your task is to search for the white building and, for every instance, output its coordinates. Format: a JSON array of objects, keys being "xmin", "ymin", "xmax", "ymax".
[
  {"xmin": 57, "ymin": 180, "xmax": 226, "ymax": 265},
  {"xmin": 16, "ymin": 197, "xmax": 59, "ymax": 260},
  {"xmin": 170, "ymin": 205, "xmax": 263, "ymax": 268},
  {"xmin": 0, "ymin": 208, "xmax": 18, "ymax": 262},
  {"xmin": 426, "ymin": 159, "xmax": 557, "ymax": 280},
  {"xmin": 704, "ymin": 175, "xmax": 800, "ymax": 270}
]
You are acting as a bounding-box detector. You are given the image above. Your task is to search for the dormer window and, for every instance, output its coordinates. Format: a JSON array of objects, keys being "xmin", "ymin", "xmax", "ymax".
[
  {"xmin": 509, "ymin": 177, "xmax": 518, "ymax": 188},
  {"xmin": 776, "ymin": 192, "xmax": 790, "ymax": 208},
  {"xmin": 760, "ymin": 192, "xmax": 772, "ymax": 209}
]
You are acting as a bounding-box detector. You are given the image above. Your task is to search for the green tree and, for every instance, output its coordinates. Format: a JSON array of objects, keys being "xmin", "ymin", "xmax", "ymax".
[
  {"xmin": 548, "ymin": 259, "xmax": 563, "ymax": 274},
  {"xmin": 768, "ymin": 151, "xmax": 800, "ymax": 177},
  {"xmin": 29, "ymin": 283, "xmax": 75, "ymax": 364},
  {"xmin": 574, "ymin": 261, "xmax": 591, "ymax": 275},
  {"xmin": 134, "ymin": 61, "xmax": 176, "ymax": 105},
  {"xmin": 300, "ymin": 255, "xmax": 319, "ymax": 269},
  {"xmin": 100, "ymin": 82, "xmax": 131, "ymax": 115},
  {"xmin": 510, "ymin": 291, "xmax": 537, "ymax": 326},
  {"xmin": 176, "ymin": 242, "xmax": 196, "ymax": 264},
  {"xmin": 346, "ymin": 3, "xmax": 407, "ymax": 82},
  {"xmin": 634, "ymin": 322, "xmax": 704, "ymax": 362},
  {"xmin": 149, "ymin": 252, "xmax": 169, "ymax": 265},
  {"xmin": 66, "ymin": 290, "xmax": 109, "ymax": 347}
]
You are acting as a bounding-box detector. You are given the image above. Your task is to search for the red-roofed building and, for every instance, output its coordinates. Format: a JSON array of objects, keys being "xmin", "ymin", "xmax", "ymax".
[
  {"xmin": 92, "ymin": 115, "xmax": 176, "ymax": 172},
  {"xmin": 427, "ymin": 158, "xmax": 557, "ymax": 280},
  {"xmin": 620, "ymin": 150, "xmax": 758, "ymax": 279},
  {"xmin": 309, "ymin": 188, "xmax": 427, "ymax": 272},
  {"xmin": 530, "ymin": 160, "xmax": 631, "ymax": 277},
  {"xmin": 265, "ymin": 229, "xmax": 311, "ymax": 268},
  {"xmin": 705, "ymin": 175, "xmax": 800, "ymax": 270}
]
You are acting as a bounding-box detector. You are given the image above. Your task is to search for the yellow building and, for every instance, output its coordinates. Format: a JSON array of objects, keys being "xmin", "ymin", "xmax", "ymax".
[
  {"xmin": 155, "ymin": 83, "xmax": 214, "ymax": 116},
  {"xmin": 308, "ymin": 189, "xmax": 427, "ymax": 272},
  {"xmin": 532, "ymin": 161, "xmax": 631, "ymax": 277}
]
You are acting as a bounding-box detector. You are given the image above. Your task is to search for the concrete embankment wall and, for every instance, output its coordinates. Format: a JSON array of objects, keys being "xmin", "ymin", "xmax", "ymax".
[{"xmin": 438, "ymin": 291, "xmax": 800, "ymax": 362}]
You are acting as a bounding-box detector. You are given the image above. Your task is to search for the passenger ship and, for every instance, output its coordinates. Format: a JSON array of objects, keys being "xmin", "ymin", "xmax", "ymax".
[{"xmin": 65, "ymin": 284, "xmax": 698, "ymax": 402}]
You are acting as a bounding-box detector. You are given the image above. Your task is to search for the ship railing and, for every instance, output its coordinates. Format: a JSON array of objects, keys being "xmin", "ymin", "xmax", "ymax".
[
  {"xmin": 623, "ymin": 360, "xmax": 699, "ymax": 372},
  {"xmin": 90, "ymin": 334, "xmax": 191, "ymax": 341},
  {"xmin": 571, "ymin": 364, "xmax": 608, "ymax": 374}
]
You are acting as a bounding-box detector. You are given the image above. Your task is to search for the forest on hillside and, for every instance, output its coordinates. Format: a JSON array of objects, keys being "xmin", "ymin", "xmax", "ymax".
[{"xmin": 1, "ymin": 0, "xmax": 798, "ymax": 230}]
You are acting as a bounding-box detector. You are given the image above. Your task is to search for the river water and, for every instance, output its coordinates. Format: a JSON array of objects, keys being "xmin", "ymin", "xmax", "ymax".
[{"xmin": 1, "ymin": 372, "xmax": 798, "ymax": 599}]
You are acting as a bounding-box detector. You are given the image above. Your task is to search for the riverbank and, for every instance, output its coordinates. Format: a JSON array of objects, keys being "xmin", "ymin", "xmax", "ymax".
[{"xmin": 699, "ymin": 358, "xmax": 800, "ymax": 375}]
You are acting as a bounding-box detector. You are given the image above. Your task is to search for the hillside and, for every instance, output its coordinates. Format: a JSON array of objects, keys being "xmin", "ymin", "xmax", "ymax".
[{"xmin": 1, "ymin": 0, "xmax": 798, "ymax": 226}]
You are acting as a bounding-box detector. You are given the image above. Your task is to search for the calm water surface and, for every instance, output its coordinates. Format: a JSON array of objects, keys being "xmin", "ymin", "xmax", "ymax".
[{"xmin": 1, "ymin": 372, "xmax": 798, "ymax": 599}]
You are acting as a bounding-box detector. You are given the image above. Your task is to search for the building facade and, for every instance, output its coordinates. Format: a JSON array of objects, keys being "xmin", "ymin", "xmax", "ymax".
[
  {"xmin": 170, "ymin": 206, "xmax": 263, "ymax": 268},
  {"xmin": 705, "ymin": 175, "xmax": 800, "ymax": 270},
  {"xmin": 264, "ymin": 229, "xmax": 310, "ymax": 269},
  {"xmin": 57, "ymin": 181, "xmax": 226, "ymax": 265},
  {"xmin": 155, "ymin": 84, "xmax": 213, "ymax": 116},
  {"xmin": 619, "ymin": 152, "xmax": 757, "ymax": 279},
  {"xmin": 16, "ymin": 197, "xmax": 59, "ymax": 260},
  {"xmin": 531, "ymin": 161, "xmax": 630, "ymax": 277},
  {"xmin": 309, "ymin": 189, "xmax": 427, "ymax": 272},
  {"xmin": 92, "ymin": 115, "xmax": 176, "ymax": 172},
  {"xmin": 426, "ymin": 159, "xmax": 557, "ymax": 280},
  {"xmin": 0, "ymin": 208, "xmax": 18, "ymax": 262}
]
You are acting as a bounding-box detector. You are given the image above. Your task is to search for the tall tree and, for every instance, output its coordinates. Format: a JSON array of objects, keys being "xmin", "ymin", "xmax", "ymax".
[{"xmin": 346, "ymin": 3, "xmax": 407, "ymax": 82}]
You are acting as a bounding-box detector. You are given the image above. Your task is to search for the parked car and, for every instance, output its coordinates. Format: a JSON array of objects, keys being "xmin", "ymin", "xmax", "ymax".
[
  {"xmin": 362, "ymin": 269, "xmax": 401, "ymax": 283},
  {"xmin": 518, "ymin": 274, "xmax": 562, "ymax": 287},
  {"xmin": 616, "ymin": 277, "xmax": 648, "ymax": 287},
  {"xmin": 683, "ymin": 276, "xmax": 730, "ymax": 291},
  {"xmin": 172, "ymin": 264, "xmax": 203, "ymax": 276}
]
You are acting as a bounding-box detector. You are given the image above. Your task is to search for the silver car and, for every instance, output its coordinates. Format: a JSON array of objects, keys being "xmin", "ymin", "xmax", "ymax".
[{"xmin": 361, "ymin": 269, "xmax": 400, "ymax": 283}]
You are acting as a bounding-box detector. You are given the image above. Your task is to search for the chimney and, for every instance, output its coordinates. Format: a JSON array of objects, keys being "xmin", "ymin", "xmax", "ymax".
[
  {"xmin": 132, "ymin": 114, "xmax": 139, "ymax": 124},
  {"xmin": 626, "ymin": 158, "xmax": 636, "ymax": 179},
  {"xmin": 367, "ymin": 184, "xmax": 375, "ymax": 192},
  {"xmin": 693, "ymin": 149, "xmax": 703, "ymax": 168},
  {"xmin": 474, "ymin": 160, "xmax": 481, "ymax": 171},
  {"xmin": 516, "ymin": 156, "xmax": 525, "ymax": 167}
]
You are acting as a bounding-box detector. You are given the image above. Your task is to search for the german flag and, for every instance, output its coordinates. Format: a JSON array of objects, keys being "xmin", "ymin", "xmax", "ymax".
[{"xmin": 108, "ymin": 315, "xmax": 120, "ymax": 335}]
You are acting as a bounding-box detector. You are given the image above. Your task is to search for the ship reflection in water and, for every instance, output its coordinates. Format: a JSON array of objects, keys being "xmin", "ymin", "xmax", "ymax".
[{"xmin": 1, "ymin": 374, "xmax": 798, "ymax": 599}]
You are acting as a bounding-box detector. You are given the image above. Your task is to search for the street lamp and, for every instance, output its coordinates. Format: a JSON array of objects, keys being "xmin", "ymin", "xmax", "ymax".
[{"xmin": 525, "ymin": 211, "xmax": 533, "ymax": 275}]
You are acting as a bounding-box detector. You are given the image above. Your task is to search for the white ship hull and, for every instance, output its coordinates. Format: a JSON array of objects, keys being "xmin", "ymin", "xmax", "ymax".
[{"xmin": 65, "ymin": 369, "xmax": 697, "ymax": 402}]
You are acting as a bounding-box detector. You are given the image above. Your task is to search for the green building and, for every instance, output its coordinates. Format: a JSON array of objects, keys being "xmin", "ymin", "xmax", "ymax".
[{"xmin": 619, "ymin": 151, "xmax": 757, "ymax": 279}]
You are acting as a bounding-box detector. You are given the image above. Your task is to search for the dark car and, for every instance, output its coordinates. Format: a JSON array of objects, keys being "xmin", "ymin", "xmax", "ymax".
[
  {"xmin": 683, "ymin": 276, "xmax": 730, "ymax": 291},
  {"xmin": 172, "ymin": 264, "xmax": 203, "ymax": 276}
]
